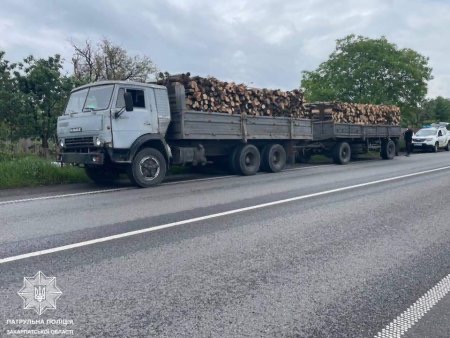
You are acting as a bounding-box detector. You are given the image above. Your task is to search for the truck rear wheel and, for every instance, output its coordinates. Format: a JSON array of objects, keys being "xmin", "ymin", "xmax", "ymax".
[
  {"xmin": 445, "ymin": 142, "xmax": 450, "ymax": 151},
  {"xmin": 332, "ymin": 142, "xmax": 351, "ymax": 164},
  {"xmin": 128, "ymin": 148, "xmax": 167, "ymax": 187},
  {"xmin": 85, "ymin": 165, "xmax": 119, "ymax": 186},
  {"xmin": 381, "ymin": 139, "xmax": 396, "ymax": 160},
  {"xmin": 228, "ymin": 146, "xmax": 241, "ymax": 174},
  {"xmin": 261, "ymin": 144, "xmax": 286, "ymax": 173},
  {"xmin": 235, "ymin": 144, "xmax": 260, "ymax": 175}
]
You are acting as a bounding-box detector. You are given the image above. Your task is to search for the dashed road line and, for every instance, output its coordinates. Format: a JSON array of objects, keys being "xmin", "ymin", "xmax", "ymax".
[
  {"xmin": 1, "ymin": 165, "xmax": 449, "ymax": 264},
  {"xmin": 375, "ymin": 274, "xmax": 450, "ymax": 338}
]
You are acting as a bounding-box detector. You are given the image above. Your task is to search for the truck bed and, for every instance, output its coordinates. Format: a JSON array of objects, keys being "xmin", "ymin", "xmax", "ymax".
[
  {"xmin": 313, "ymin": 121, "xmax": 401, "ymax": 141},
  {"xmin": 167, "ymin": 111, "xmax": 313, "ymax": 141}
]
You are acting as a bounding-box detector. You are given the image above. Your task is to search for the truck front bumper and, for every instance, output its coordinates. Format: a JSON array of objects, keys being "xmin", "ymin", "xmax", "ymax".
[{"xmin": 60, "ymin": 152, "xmax": 104, "ymax": 165}]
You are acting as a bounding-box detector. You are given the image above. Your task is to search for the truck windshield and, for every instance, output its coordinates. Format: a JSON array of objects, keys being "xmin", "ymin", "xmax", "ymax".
[
  {"xmin": 65, "ymin": 85, "xmax": 114, "ymax": 114},
  {"xmin": 415, "ymin": 129, "xmax": 437, "ymax": 137}
]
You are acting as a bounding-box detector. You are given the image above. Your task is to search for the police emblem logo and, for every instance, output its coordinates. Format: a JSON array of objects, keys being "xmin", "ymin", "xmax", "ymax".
[{"xmin": 18, "ymin": 271, "xmax": 62, "ymax": 315}]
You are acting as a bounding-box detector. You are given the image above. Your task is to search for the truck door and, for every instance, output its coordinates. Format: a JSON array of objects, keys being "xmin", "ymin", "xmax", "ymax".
[{"xmin": 111, "ymin": 86, "xmax": 157, "ymax": 149}]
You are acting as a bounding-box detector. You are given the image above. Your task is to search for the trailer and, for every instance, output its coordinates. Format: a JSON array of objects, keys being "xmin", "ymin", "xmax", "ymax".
[
  {"xmin": 57, "ymin": 80, "xmax": 401, "ymax": 187},
  {"xmin": 304, "ymin": 121, "xmax": 401, "ymax": 164}
]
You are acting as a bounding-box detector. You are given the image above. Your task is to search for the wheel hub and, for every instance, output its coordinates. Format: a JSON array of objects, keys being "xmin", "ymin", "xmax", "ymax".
[{"xmin": 139, "ymin": 156, "xmax": 160, "ymax": 181}]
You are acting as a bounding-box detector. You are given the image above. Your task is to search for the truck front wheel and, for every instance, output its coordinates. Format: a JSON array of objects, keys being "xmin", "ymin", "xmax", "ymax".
[
  {"xmin": 128, "ymin": 148, "xmax": 167, "ymax": 187},
  {"xmin": 332, "ymin": 142, "xmax": 351, "ymax": 164}
]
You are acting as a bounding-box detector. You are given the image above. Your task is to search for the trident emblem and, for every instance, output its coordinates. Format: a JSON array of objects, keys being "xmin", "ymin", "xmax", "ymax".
[
  {"xmin": 34, "ymin": 286, "xmax": 46, "ymax": 302},
  {"xmin": 18, "ymin": 271, "xmax": 62, "ymax": 315}
]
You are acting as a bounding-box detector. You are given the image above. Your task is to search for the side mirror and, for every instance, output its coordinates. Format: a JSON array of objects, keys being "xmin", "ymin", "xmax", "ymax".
[{"xmin": 124, "ymin": 92, "xmax": 134, "ymax": 112}]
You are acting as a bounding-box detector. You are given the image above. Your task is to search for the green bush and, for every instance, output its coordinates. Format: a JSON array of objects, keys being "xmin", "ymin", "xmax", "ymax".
[{"xmin": 0, "ymin": 156, "xmax": 88, "ymax": 189}]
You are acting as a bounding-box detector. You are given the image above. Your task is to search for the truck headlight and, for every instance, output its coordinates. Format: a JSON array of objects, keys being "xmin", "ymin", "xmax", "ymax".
[
  {"xmin": 95, "ymin": 137, "xmax": 102, "ymax": 146},
  {"xmin": 59, "ymin": 139, "xmax": 64, "ymax": 148}
]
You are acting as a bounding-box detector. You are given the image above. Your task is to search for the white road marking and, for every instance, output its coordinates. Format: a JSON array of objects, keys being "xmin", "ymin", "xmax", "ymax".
[
  {"xmin": 1, "ymin": 165, "xmax": 449, "ymax": 264},
  {"xmin": 0, "ymin": 188, "xmax": 130, "ymax": 206},
  {"xmin": 0, "ymin": 165, "xmax": 328, "ymax": 206},
  {"xmin": 375, "ymin": 273, "xmax": 450, "ymax": 338}
]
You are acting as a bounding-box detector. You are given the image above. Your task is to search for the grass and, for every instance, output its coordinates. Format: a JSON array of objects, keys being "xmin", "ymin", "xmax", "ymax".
[{"xmin": 0, "ymin": 155, "xmax": 88, "ymax": 189}]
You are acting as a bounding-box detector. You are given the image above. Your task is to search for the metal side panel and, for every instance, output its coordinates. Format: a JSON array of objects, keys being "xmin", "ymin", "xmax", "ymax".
[
  {"xmin": 312, "ymin": 121, "xmax": 335, "ymax": 141},
  {"xmin": 364, "ymin": 125, "xmax": 402, "ymax": 138},
  {"xmin": 168, "ymin": 111, "xmax": 241, "ymax": 140},
  {"xmin": 246, "ymin": 116, "xmax": 312, "ymax": 140},
  {"xmin": 168, "ymin": 111, "xmax": 313, "ymax": 140},
  {"xmin": 313, "ymin": 121, "xmax": 402, "ymax": 140},
  {"xmin": 334, "ymin": 124, "xmax": 364, "ymax": 137}
]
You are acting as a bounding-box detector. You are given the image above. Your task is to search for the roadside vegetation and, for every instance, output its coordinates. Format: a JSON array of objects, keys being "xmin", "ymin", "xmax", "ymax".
[{"xmin": 0, "ymin": 154, "xmax": 88, "ymax": 189}]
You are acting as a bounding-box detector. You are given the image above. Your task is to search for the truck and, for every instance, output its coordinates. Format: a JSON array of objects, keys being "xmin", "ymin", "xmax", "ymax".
[{"xmin": 57, "ymin": 81, "xmax": 401, "ymax": 187}]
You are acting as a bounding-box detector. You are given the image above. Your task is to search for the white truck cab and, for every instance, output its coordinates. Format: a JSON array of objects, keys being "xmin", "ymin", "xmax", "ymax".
[{"xmin": 412, "ymin": 124, "xmax": 450, "ymax": 152}]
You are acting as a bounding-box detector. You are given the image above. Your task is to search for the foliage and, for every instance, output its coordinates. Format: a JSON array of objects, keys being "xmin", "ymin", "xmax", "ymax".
[
  {"xmin": 301, "ymin": 35, "xmax": 433, "ymax": 123},
  {"xmin": 423, "ymin": 97, "xmax": 450, "ymax": 122},
  {"xmin": 0, "ymin": 155, "xmax": 88, "ymax": 189},
  {"xmin": 12, "ymin": 55, "xmax": 74, "ymax": 150},
  {"xmin": 0, "ymin": 51, "xmax": 20, "ymax": 139},
  {"xmin": 71, "ymin": 39, "xmax": 158, "ymax": 84},
  {"xmin": 409, "ymin": 97, "xmax": 450, "ymax": 126}
]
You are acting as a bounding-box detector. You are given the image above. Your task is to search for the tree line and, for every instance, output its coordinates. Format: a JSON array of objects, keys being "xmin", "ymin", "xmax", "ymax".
[
  {"xmin": 0, "ymin": 35, "xmax": 449, "ymax": 155},
  {"xmin": 301, "ymin": 35, "xmax": 449, "ymax": 126},
  {"xmin": 0, "ymin": 39, "xmax": 158, "ymax": 154}
]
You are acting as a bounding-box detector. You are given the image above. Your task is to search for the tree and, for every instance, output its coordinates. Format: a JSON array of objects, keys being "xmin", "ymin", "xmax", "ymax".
[
  {"xmin": 301, "ymin": 35, "xmax": 433, "ymax": 123},
  {"xmin": 427, "ymin": 97, "xmax": 450, "ymax": 122},
  {"xmin": 71, "ymin": 39, "xmax": 158, "ymax": 84},
  {"xmin": 0, "ymin": 51, "xmax": 20, "ymax": 139},
  {"xmin": 14, "ymin": 55, "xmax": 73, "ymax": 154}
]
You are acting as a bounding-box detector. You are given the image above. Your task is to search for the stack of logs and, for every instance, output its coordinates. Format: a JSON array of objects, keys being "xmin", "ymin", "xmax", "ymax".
[
  {"xmin": 157, "ymin": 73, "xmax": 401, "ymax": 125},
  {"xmin": 157, "ymin": 73, "xmax": 307, "ymax": 118},
  {"xmin": 304, "ymin": 102, "xmax": 401, "ymax": 125}
]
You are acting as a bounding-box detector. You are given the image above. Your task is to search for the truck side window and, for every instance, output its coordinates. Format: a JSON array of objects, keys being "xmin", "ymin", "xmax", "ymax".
[
  {"xmin": 116, "ymin": 88, "xmax": 125, "ymax": 108},
  {"xmin": 438, "ymin": 130, "xmax": 442, "ymax": 136},
  {"xmin": 128, "ymin": 89, "xmax": 146, "ymax": 108},
  {"xmin": 116, "ymin": 88, "xmax": 146, "ymax": 109}
]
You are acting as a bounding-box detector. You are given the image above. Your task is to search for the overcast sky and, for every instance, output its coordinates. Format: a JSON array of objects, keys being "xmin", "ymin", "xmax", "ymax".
[{"xmin": 1, "ymin": 0, "xmax": 449, "ymax": 97}]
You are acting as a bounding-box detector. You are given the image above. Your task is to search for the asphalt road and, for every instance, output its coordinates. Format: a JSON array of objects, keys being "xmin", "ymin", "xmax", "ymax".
[{"xmin": 1, "ymin": 152, "xmax": 450, "ymax": 337}]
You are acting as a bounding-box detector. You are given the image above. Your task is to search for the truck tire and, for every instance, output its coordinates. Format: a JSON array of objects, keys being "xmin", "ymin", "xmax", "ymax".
[
  {"xmin": 128, "ymin": 148, "xmax": 167, "ymax": 187},
  {"xmin": 228, "ymin": 146, "xmax": 242, "ymax": 174},
  {"xmin": 235, "ymin": 144, "xmax": 260, "ymax": 175},
  {"xmin": 261, "ymin": 144, "xmax": 286, "ymax": 173},
  {"xmin": 445, "ymin": 141, "xmax": 450, "ymax": 151},
  {"xmin": 381, "ymin": 139, "xmax": 396, "ymax": 160},
  {"xmin": 332, "ymin": 142, "xmax": 351, "ymax": 164},
  {"xmin": 85, "ymin": 165, "xmax": 119, "ymax": 186}
]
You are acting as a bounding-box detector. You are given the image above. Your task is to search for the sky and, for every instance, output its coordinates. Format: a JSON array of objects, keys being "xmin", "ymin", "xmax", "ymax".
[{"xmin": 0, "ymin": 0, "xmax": 449, "ymax": 97}]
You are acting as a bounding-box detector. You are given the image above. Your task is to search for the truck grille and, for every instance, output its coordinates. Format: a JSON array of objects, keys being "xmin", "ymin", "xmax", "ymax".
[
  {"xmin": 65, "ymin": 137, "xmax": 94, "ymax": 148},
  {"xmin": 413, "ymin": 138, "xmax": 425, "ymax": 142}
]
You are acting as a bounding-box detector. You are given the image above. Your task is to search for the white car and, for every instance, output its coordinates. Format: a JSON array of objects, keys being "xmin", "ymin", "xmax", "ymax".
[{"xmin": 412, "ymin": 127, "xmax": 450, "ymax": 152}]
